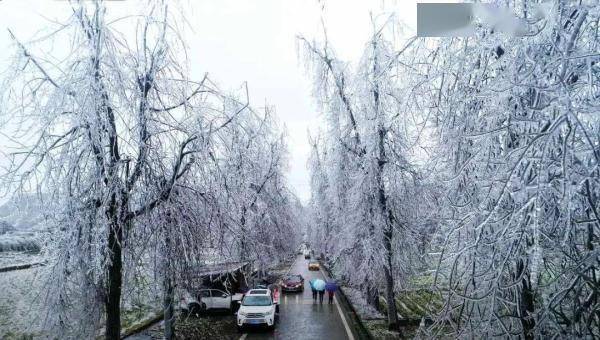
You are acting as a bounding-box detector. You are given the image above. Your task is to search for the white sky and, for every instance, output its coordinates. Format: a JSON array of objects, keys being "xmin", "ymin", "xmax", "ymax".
[{"xmin": 0, "ymin": 0, "xmax": 430, "ymax": 203}]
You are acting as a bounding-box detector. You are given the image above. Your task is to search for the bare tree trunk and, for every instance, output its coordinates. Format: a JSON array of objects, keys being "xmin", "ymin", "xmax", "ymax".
[
  {"xmin": 106, "ymin": 204, "xmax": 123, "ymax": 340},
  {"xmin": 163, "ymin": 276, "xmax": 175, "ymax": 340},
  {"xmin": 517, "ymin": 260, "xmax": 535, "ymax": 340},
  {"xmin": 383, "ymin": 227, "xmax": 399, "ymax": 331},
  {"xmin": 372, "ymin": 37, "xmax": 400, "ymax": 332},
  {"xmin": 377, "ymin": 147, "xmax": 400, "ymax": 331},
  {"xmin": 240, "ymin": 206, "xmax": 247, "ymax": 261},
  {"xmin": 163, "ymin": 216, "xmax": 175, "ymax": 340},
  {"xmin": 366, "ymin": 284, "xmax": 380, "ymax": 311}
]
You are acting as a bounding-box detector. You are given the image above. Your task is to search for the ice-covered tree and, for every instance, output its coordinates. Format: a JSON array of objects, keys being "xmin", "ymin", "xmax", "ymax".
[
  {"xmin": 395, "ymin": 1, "xmax": 600, "ymax": 338},
  {"xmin": 301, "ymin": 18, "xmax": 426, "ymax": 331},
  {"xmin": 0, "ymin": 1, "xmax": 299, "ymax": 338}
]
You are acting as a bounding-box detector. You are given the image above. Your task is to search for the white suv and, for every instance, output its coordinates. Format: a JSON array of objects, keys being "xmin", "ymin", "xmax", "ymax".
[
  {"xmin": 180, "ymin": 288, "xmax": 243, "ymax": 314},
  {"xmin": 237, "ymin": 289, "xmax": 277, "ymax": 331}
]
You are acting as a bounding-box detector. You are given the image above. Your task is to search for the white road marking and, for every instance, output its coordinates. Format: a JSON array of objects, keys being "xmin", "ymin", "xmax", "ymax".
[
  {"xmin": 239, "ymin": 333, "xmax": 247, "ymax": 340},
  {"xmin": 319, "ymin": 269, "xmax": 355, "ymax": 340},
  {"xmin": 333, "ymin": 294, "xmax": 355, "ymax": 340}
]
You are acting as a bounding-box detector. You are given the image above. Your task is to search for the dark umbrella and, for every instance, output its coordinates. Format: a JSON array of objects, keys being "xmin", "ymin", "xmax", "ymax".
[{"xmin": 325, "ymin": 281, "xmax": 338, "ymax": 292}]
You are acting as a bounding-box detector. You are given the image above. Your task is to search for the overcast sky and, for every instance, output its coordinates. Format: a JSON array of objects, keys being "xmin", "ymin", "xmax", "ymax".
[{"xmin": 0, "ymin": 0, "xmax": 430, "ymax": 203}]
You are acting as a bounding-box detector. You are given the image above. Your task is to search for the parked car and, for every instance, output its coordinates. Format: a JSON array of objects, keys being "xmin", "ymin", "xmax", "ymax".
[
  {"xmin": 180, "ymin": 288, "xmax": 243, "ymax": 315},
  {"xmin": 237, "ymin": 289, "xmax": 278, "ymax": 331},
  {"xmin": 308, "ymin": 260, "xmax": 320, "ymax": 271},
  {"xmin": 281, "ymin": 274, "xmax": 304, "ymax": 292},
  {"xmin": 250, "ymin": 273, "xmax": 281, "ymax": 312}
]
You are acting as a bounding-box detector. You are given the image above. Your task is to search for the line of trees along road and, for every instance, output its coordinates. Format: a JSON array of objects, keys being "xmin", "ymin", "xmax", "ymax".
[
  {"xmin": 0, "ymin": 1, "xmax": 301, "ymax": 339},
  {"xmin": 304, "ymin": 1, "xmax": 599, "ymax": 338}
]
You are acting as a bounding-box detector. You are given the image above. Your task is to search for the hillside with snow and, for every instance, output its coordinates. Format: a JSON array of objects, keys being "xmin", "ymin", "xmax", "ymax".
[{"xmin": 0, "ymin": 195, "xmax": 46, "ymax": 255}]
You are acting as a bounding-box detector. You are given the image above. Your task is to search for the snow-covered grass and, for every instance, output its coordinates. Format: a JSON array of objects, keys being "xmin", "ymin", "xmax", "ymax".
[
  {"xmin": 0, "ymin": 252, "xmax": 161, "ymax": 339},
  {"xmin": 342, "ymin": 286, "xmax": 384, "ymax": 320},
  {"xmin": 0, "ymin": 251, "xmax": 44, "ymax": 269},
  {"xmin": 0, "ymin": 266, "xmax": 48, "ymax": 339}
]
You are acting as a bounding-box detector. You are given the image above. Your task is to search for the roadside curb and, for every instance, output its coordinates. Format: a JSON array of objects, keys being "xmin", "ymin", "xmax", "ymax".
[{"xmin": 319, "ymin": 261, "xmax": 374, "ymax": 340}]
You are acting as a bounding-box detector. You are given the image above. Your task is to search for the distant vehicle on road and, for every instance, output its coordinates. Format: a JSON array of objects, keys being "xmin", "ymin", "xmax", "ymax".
[
  {"xmin": 180, "ymin": 288, "xmax": 243, "ymax": 315},
  {"xmin": 308, "ymin": 260, "xmax": 320, "ymax": 271},
  {"xmin": 281, "ymin": 274, "xmax": 304, "ymax": 292},
  {"xmin": 297, "ymin": 243, "xmax": 309, "ymax": 255},
  {"xmin": 304, "ymin": 249, "xmax": 311, "ymax": 259},
  {"xmin": 237, "ymin": 289, "xmax": 278, "ymax": 331}
]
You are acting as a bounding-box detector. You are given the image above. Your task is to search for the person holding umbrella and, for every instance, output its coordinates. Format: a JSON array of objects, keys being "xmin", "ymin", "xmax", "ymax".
[
  {"xmin": 309, "ymin": 278, "xmax": 318, "ymax": 301},
  {"xmin": 313, "ymin": 279, "xmax": 326, "ymax": 303},
  {"xmin": 325, "ymin": 280, "xmax": 338, "ymax": 304}
]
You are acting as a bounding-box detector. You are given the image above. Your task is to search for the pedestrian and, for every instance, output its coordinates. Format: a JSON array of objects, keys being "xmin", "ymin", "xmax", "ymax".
[
  {"xmin": 309, "ymin": 278, "xmax": 317, "ymax": 301},
  {"xmin": 325, "ymin": 280, "xmax": 338, "ymax": 304},
  {"xmin": 313, "ymin": 279, "xmax": 326, "ymax": 304}
]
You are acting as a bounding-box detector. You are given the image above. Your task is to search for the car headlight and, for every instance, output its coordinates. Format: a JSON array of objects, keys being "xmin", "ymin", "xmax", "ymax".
[
  {"xmin": 265, "ymin": 309, "xmax": 274, "ymax": 315},
  {"xmin": 238, "ymin": 311, "xmax": 247, "ymax": 317}
]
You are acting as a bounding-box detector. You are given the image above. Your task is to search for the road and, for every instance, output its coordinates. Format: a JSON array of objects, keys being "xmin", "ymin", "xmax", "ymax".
[
  {"xmin": 243, "ymin": 255, "xmax": 352, "ymax": 340},
  {"xmin": 126, "ymin": 255, "xmax": 353, "ymax": 340}
]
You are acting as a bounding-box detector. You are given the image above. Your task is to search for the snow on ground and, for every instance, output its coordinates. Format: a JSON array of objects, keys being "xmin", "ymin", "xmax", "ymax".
[
  {"xmin": 0, "ymin": 265, "xmax": 48, "ymax": 339},
  {"xmin": 0, "ymin": 251, "xmax": 44, "ymax": 269}
]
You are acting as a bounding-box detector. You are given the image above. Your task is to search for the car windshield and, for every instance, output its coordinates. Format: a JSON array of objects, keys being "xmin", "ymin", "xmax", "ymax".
[
  {"xmin": 242, "ymin": 295, "xmax": 272, "ymax": 306},
  {"xmin": 285, "ymin": 275, "xmax": 301, "ymax": 282},
  {"xmin": 310, "ymin": 261, "xmax": 318, "ymax": 265}
]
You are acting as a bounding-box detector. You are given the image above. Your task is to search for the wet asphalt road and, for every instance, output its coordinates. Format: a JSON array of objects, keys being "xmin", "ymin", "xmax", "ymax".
[
  {"xmin": 126, "ymin": 255, "xmax": 351, "ymax": 340},
  {"xmin": 243, "ymin": 255, "xmax": 350, "ymax": 340}
]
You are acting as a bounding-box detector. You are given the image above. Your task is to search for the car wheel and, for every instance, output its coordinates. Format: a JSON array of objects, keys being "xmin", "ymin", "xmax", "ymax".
[
  {"xmin": 188, "ymin": 302, "xmax": 202, "ymax": 315},
  {"xmin": 237, "ymin": 325, "xmax": 244, "ymax": 333}
]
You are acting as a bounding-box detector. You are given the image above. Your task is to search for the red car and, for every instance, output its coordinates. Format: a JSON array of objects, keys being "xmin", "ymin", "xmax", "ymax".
[{"xmin": 281, "ymin": 274, "xmax": 304, "ymax": 292}]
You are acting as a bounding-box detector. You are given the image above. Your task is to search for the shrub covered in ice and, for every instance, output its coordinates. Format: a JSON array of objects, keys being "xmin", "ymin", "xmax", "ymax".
[
  {"xmin": 0, "ymin": 221, "xmax": 15, "ymax": 235},
  {"xmin": 0, "ymin": 232, "xmax": 40, "ymax": 253}
]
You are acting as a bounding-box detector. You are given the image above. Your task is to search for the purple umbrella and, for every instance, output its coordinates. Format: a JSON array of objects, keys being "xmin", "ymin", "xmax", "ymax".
[{"xmin": 325, "ymin": 281, "xmax": 338, "ymax": 292}]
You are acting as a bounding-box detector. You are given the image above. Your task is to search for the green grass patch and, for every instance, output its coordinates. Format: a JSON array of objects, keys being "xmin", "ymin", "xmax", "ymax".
[{"xmin": 395, "ymin": 289, "xmax": 443, "ymax": 320}]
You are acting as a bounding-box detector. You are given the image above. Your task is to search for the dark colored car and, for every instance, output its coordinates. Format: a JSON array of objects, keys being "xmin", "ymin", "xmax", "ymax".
[{"xmin": 281, "ymin": 274, "xmax": 304, "ymax": 292}]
